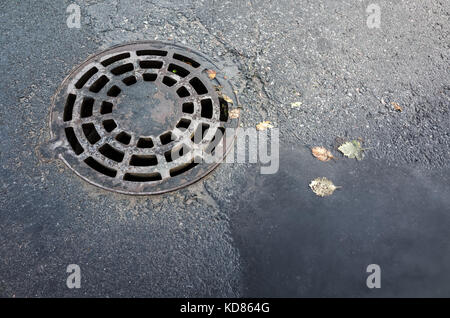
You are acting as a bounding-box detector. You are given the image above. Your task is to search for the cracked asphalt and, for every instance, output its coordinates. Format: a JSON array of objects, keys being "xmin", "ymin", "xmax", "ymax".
[{"xmin": 1, "ymin": 0, "xmax": 449, "ymax": 297}]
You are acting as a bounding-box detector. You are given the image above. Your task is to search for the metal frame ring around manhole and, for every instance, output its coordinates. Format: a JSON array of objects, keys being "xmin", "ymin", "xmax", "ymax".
[{"xmin": 50, "ymin": 41, "xmax": 240, "ymax": 195}]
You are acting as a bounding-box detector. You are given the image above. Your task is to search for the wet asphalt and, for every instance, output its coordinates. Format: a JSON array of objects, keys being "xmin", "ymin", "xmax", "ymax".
[{"xmin": 0, "ymin": 0, "xmax": 449, "ymax": 297}]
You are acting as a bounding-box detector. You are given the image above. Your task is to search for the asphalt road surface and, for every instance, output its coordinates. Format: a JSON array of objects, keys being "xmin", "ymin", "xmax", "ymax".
[{"xmin": 1, "ymin": 0, "xmax": 449, "ymax": 297}]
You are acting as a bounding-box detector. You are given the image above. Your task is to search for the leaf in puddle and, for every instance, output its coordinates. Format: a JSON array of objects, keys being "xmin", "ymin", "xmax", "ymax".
[
  {"xmin": 229, "ymin": 108, "xmax": 240, "ymax": 119},
  {"xmin": 391, "ymin": 102, "xmax": 403, "ymax": 112},
  {"xmin": 256, "ymin": 121, "xmax": 273, "ymax": 131},
  {"xmin": 311, "ymin": 146, "xmax": 335, "ymax": 162},
  {"xmin": 309, "ymin": 177, "xmax": 340, "ymax": 197},
  {"xmin": 338, "ymin": 140, "xmax": 364, "ymax": 160},
  {"xmin": 206, "ymin": 69, "xmax": 217, "ymax": 80}
]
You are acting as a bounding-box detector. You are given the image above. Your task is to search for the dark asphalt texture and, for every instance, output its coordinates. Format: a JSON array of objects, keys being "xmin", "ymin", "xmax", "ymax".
[{"xmin": 0, "ymin": 0, "xmax": 449, "ymax": 297}]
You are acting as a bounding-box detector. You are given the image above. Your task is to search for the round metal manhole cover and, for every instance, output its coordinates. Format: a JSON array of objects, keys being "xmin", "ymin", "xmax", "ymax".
[{"xmin": 50, "ymin": 41, "xmax": 239, "ymax": 195}]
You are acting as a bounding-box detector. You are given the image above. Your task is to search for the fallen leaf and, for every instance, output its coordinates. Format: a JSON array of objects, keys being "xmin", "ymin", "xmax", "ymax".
[
  {"xmin": 309, "ymin": 177, "xmax": 340, "ymax": 197},
  {"xmin": 311, "ymin": 146, "xmax": 334, "ymax": 162},
  {"xmin": 221, "ymin": 93, "xmax": 234, "ymax": 104},
  {"xmin": 206, "ymin": 69, "xmax": 217, "ymax": 80},
  {"xmin": 291, "ymin": 101, "xmax": 302, "ymax": 108},
  {"xmin": 229, "ymin": 109, "xmax": 240, "ymax": 119},
  {"xmin": 256, "ymin": 121, "xmax": 273, "ymax": 131},
  {"xmin": 338, "ymin": 140, "xmax": 365, "ymax": 160},
  {"xmin": 391, "ymin": 102, "xmax": 403, "ymax": 112}
]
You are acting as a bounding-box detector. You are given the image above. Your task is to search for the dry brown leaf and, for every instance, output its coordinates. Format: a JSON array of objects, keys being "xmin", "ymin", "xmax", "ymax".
[
  {"xmin": 229, "ymin": 109, "xmax": 240, "ymax": 119},
  {"xmin": 256, "ymin": 121, "xmax": 273, "ymax": 131},
  {"xmin": 206, "ymin": 69, "xmax": 217, "ymax": 80},
  {"xmin": 311, "ymin": 146, "xmax": 335, "ymax": 162},
  {"xmin": 391, "ymin": 102, "xmax": 403, "ymax": 112},
  {"xmin": 309, "ymin": 177, "xmax": 340, "ymax": 197}
]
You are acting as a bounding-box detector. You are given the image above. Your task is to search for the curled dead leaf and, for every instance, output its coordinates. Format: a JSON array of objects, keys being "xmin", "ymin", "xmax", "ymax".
[
  {"xmin": 291, "ymin": 101, "xmax": 302, "ymax": 108},
  {"xmin": 311, "ymin": 146, "xmax": 334, "ymax": 162},
  {"xmin": 256, "ymin": 121, "xmax": 273, "ymax": 131},
  {"xmin": 206, "ymin": 69, "xmax": 217, "ymax": 80},
  {"xmin": 229, "ymin": 108, "xmax": 240, "ymax": 119},
  {"xmin": 221, "ymin": 93, "xmax": 234, "ymax": 104},
  {"xmin": 309, "ymin": 177, "xmax": 340, "ymax": 197},
  {"xmin": 391, "ymin": 102, "xmax": 403, "ymax": 112}
]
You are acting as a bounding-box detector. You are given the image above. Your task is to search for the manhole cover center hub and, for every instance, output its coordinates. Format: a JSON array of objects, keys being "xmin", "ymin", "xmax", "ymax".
[{"xmin": 115, "ymin": 81, "xmax": 179, "ymax": 136}]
